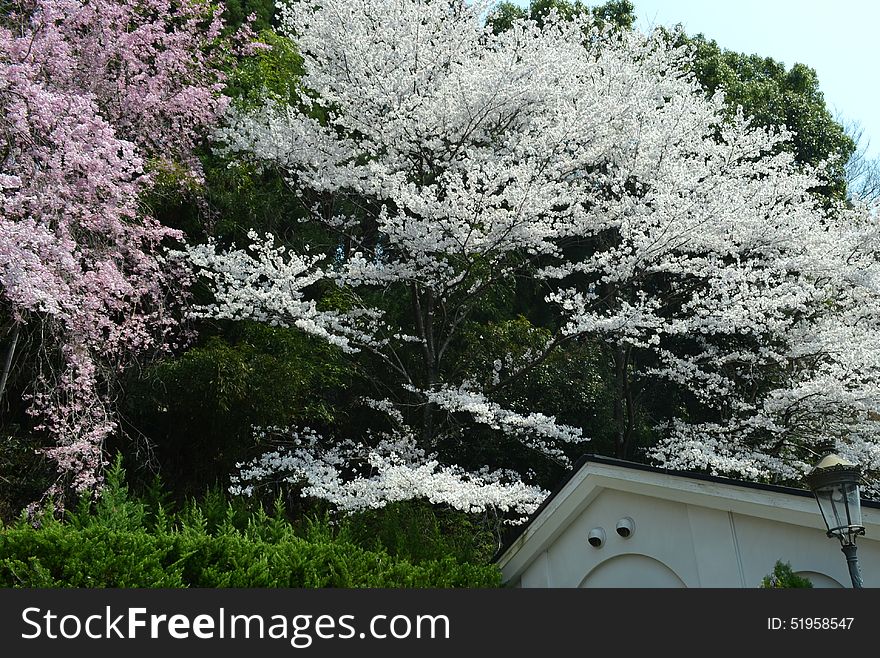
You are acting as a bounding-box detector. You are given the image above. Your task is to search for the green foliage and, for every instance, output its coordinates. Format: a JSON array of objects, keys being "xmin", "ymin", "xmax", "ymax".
[
  {"xmin": 679, "ymin": 34, "xmax": 854, "ymax": 200},
  {"xmin": 488, "ymin": 0, "xmax": 635, "ymax": 33},
  {"xmin": 92, "ymin": 455, "xmax": 148, "ymax": 531},
  {"xmin": 153, "ymin": 324, "xmax": 348, "ymax": 423},
  {"xmin": 760, "ymin": 561, "xmax": 814, "ymax": 588},
  {"xmin": 120, "ymin": 322, "xmax": 352, "ymax": 495},
  {"xmin": 486, "ymin": 1, "xmax": 527, "ymax": 33},
  {"xmin": 337, "ymin": 500, "xmax": 499, "ymax": 565},
  {"xmin": 146, "ymin": 25, "xmax": 309, "ymax": 242},
  {"xmin": 0, "ymin": 430, "xmax": 53, "ymax": 524},
  {"xmin": 590, "ymin": 0, "xmax": 634, "ymax": 31},
  {"xmin": 120, "ymin": 9, "xmax": 344, "ymax": 501},
  {"xmin": 449, "ymin": 317, "xmax": 616, "ymax": 479},
  {"xmin": 226, "ymin": 30, "xmax": 304, "ymax": 109},
  {"xmin": 0, "ymin": 460, "xmax": 501, "ymax": 588},
  {"xmin": 456, "ymin": 318, "xmax": 609, "ymax": 419},
  {"xmin": 220, "ymin": 0, "xmax": 277, "ymax": 32}
]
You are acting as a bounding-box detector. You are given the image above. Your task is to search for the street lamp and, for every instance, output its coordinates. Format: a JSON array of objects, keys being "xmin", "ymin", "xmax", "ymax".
[{"xmin": 804, "ymin": 443, "xmax": 865, "ymax": 589}]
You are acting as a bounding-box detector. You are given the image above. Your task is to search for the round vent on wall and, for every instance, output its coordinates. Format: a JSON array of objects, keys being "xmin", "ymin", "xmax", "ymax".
[{"xmin": 616, "ymin": 517, "xmax": 635, "ymax": 538}]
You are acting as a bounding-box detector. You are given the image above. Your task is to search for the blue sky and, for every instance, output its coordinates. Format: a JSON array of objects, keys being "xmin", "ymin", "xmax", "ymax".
[{"xmin": 512, "ymin": 0, "xmax": 880, "ymax": 158}]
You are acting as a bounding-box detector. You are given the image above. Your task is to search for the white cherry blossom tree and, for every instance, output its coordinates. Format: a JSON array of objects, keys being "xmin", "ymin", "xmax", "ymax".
[{"xmin": 188, "ymin": 0, "xmax": 880, "ymax": 516}]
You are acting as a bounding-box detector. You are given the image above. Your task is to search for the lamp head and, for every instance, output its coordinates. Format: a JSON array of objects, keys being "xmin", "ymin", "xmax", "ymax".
[{"xmin": 805, "ymin": 442, "xmax": 864, "ymax": 546}]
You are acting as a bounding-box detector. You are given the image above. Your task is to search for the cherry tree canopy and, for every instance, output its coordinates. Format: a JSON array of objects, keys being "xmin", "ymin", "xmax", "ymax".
[
  {"xmin": 190, "ymin": 0, "xmax": 880, "ymax": 516},
  {"xmin": 0, "ymin": 0, "xmax": 229, "ymax": 495}
]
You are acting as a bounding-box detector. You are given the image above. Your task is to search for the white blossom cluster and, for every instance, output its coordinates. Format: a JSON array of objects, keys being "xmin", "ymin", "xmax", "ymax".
[
  {"xmin": 652, "ymin": 204, "xmax": 880, "ymax": 477},
  {"xmin": 185, "ymin": 231, "xmax": 385, "ymax": 352},
  {"xmin": 230, "ymin": 425, "xmax": 547, "ymax": 516},
  {"xmin": 195, "ymin": 0, "xmax": 880, "ymax": 511},
  {"xmin": 421, "ymin": 384, "xmax": 585, "ymax": 464}
]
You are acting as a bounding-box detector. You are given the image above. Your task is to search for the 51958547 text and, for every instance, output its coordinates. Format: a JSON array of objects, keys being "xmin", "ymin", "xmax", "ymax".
[{"xmin": 768, "ymin": 618, "xmax": 854, "ymax": 630}]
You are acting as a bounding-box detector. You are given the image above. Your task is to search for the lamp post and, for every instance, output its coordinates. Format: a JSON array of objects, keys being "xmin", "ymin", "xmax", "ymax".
[{"xmin": 804, "ymin": 443, "xmax": 865, "ymax": 589}]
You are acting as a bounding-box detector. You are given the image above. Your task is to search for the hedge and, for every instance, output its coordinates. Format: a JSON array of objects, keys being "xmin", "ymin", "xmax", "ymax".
[{"xmin": 0, "ymin": 463, "xmax": 501, "ymax": 588}]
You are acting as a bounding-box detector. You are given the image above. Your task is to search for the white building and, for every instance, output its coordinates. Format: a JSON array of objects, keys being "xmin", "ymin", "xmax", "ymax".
[{"xmin": 496, "ymin": 455, "xmax": 880, "ymax": 588}]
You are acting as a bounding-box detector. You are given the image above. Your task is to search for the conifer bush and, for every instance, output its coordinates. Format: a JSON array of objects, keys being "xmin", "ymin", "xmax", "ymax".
[{"xmin": 0, "ymin": 461, "xmax": 501, "ymax": 588}]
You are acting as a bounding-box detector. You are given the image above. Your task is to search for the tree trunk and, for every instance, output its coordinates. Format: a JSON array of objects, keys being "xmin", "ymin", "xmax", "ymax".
[
  {"xmin": 412, "ymin": 285, "xmax": 438, "ymax": 444},
  {"xmin": 0, "ymin": 323, "xmax": 21, "ymax": 404},
  {"xmin": 612, "ymin": 346, "xmax": 636, "ymax": 460}
]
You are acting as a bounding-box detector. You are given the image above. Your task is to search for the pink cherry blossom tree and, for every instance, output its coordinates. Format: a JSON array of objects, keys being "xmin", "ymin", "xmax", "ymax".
[
  {"xmin": 190, "ymin": 0, "xmax": 880, "ymax": 516},
  {"xmin": 1, "ymin": 0, "xmax": 230, "ymax": 497}
]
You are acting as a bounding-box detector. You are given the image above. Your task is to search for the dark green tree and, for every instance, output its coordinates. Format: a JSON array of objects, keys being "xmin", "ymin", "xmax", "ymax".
[
  {"xmin": 119, "ymin": 322, "xmax": 353, "ymax": 497},
  {"xmin": 221, "ymin": 0, "xmax": 277, "ymax": 32},
  {"xmin": 681, "ymin": 34, "xmax": 855, "ymax": 200}
]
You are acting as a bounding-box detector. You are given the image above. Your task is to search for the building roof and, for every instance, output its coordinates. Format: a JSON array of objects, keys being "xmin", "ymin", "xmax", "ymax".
[{"xmin": 495, "ymin": 454, "xmax": 880, "ymax": 569}]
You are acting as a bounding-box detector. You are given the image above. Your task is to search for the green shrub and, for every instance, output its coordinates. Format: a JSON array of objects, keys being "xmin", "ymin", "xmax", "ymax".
[
  {"xmin": 0, "ymin": 460, "xmax": 501, "ymax": 588},
  {"xmin": 337, "ymin": 500, "xmax": 499, "ymax": 565},
  {"xmin": 760, "ymin": 561, "xmax": 814, "ymax": 588}
]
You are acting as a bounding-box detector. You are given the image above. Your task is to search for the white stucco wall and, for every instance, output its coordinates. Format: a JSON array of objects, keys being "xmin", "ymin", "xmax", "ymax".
[{"xmin": 511, "ymin": 487, "xmax": 880, "ymax": 588}]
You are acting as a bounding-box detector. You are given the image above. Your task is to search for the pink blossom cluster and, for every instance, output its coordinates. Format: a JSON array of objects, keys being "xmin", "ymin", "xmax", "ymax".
[
  {"xmin": 1, "ymin": 0, "xmax": 229, "ymax": 495},
  {"xmin": 15, "ymin": 0, "xmax": 230, "ymax": 180}
]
